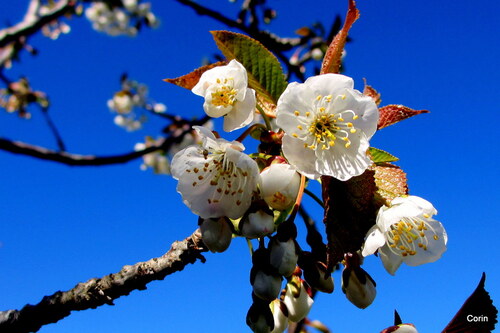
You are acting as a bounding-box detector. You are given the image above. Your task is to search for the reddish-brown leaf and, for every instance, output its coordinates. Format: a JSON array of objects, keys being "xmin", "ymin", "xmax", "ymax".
[
  {"xmin": 371, "ymin": 163, "xmax": 408, "ymax": 205},
  {"xmin": 363, "ymin": 79, "xmax": 381, "ymax": 106},
  {"xmin": 321, "ymin": 170, "xmax": 380, "ymax": 271},
  {"xmin": 163, "ymin": 61, "xmax": 227, "ymax": 90},
  {"xmin": 378, "ymin": 104, "xmax": 429, "ymax": 130},
  {"xmin": 320, "ymin": 0, "xmax": 359, "ymax": 74}
]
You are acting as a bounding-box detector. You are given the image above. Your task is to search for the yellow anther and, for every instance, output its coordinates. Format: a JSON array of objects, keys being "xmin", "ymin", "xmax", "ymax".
[
  {"xmin": 305, "ymin": 112, "xmax": 310, "ymax": 117},
  {"xmin": 338, "ymin": 117, "xmax": 344, "ymax": 122},
  {"xmin": 292, "ymin": 133, "xmax": 298, "ymax": 138},
  {"xmin": 353, "ymin": 115, "xmax": 359, "ymax": 120},
  {"xmin": 316, "ymin": 95, "xmax": 322, "ymax": 101},
  {"xmin": 345, "ymin": 142, "xmax": 351, "ymax": 148},
  {"xmin": 423, "ymin": 213, "xmax": 430, "ymax": 218},
  {"xmin": 340, "ymin": 94, "xmax": 346, "ymax": 100},
  {"xmin": 433, "ymin": 235, "xmax": 439, "ymax": 240},
  {"xmin": 297, "ymin": 125, "xmax": 303, "ymax": 130},
  {"xmin": 294, "ymin": 110, "xmax": 300, "ymax": 116},
  {"xmin": 319, "ymin": 107, "xmax": 326, "ymax": 112},
  {"xmin": 329, "ymin": 141, "xmax": 335, "ymax": 146}
]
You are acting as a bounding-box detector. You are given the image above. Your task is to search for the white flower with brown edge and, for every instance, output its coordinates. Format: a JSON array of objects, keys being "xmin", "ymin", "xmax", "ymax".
[
  {"xmin": 276, "ymin": 74, "xmax": 378, "ymax": 180},
  {"xmin": 171, "ymin": 126, "xmax": 260, "ymax": 219},
  {"xmin": 362, "ymin": 195, "xmax": 447, "ymax": 275},
  {"xmin": 192, "ymin": 60, "xmax": 256, "ymax": 132}
]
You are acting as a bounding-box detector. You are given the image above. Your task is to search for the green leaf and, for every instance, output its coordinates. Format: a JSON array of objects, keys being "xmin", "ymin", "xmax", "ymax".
[
  {"xmin": 369, "ymin": 147, "xmax": 399, "ymax": 163},
  {"xmin": 210, "ymin": 31, "xmax": 288, "ymax": 106}
]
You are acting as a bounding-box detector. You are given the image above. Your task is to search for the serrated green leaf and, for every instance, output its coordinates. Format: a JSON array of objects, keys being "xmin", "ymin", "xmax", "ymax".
[
  {"xmin": 369, "ymin": 147, "xmax": 399, "ymax": 163},
  {"xmin": 210, "ymin": 31, "xmax": 288, "ymax": 106}
]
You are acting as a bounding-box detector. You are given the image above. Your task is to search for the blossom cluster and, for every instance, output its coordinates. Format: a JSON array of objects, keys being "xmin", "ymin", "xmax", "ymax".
[
  {"xmin": 108, "ymin": 77, "xmax": 166, "ymax": 131},
  {"xmin": 85, "ymin": 0, "xmax": 159, "ymax": 37},
  {"xmin": 165, "ymin": 59, "xmax": 446, "ymax": 332}
]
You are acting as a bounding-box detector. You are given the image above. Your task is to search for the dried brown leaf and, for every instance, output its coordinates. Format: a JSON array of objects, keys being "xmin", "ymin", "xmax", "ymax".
[
  {"xmin": 378, "ymin": 104, "xmax": 429, "ymax": 130},
  {"xmin": 163, "ymin": 61, "xmax": 227, "ymax": 90},
  {"xmin": 320, "ymin": 0, "xmax": 359, "ymax": 74}
]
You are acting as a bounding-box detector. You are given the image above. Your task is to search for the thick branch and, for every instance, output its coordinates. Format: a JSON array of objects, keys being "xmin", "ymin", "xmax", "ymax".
[
  {"xmin": 0, "ymin": 0, "xmax": 75, "ymax": 48},
  {"xmin": 0, "ymin": 229, "xmax": 208, "ymax": 333},
  {"xmin": 0, "ymin": 116, "xmax": 209, "ymax": 166},
  {"xmin": 0, "ymin": 137, "xmax": 163, "ymax": 166}
]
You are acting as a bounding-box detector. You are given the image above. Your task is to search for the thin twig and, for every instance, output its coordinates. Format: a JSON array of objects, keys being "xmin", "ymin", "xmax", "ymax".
[
  {"xmin": 40, "ymin": 106, "xmax": 66, "ymax": 151},
  {"xmin": 0, "ymin": 229, "xmax": 208, "ymax": 333}
]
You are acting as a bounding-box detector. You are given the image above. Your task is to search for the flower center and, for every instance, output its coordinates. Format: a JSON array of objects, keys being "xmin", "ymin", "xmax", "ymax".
[
  {"xmin": 211, "ymin": 78, "xmax": 237, "ymax": 107},
  {"xmin": 295, "ymin": 94, "xmax": 359, "ymax": 151},
  {"xmin": 386, "ymin": 217, "xmax": 440, "ymax": 257},
  {"xmin": 188, "ymin": 149, "xmax": 249, "ymax": 207}
]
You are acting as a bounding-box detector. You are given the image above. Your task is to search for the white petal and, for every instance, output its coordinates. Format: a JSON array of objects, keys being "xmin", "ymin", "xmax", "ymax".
[
  {"xmin": 404, "ymin": 219, "xmax": 447, "ymax": 267},
  {"xmin": 378, "ymin": 246, "xmax": 403, "ymax": 275},
  {"xmin": 331, "ymin": 89, "xmax": 379, "ymax": 139},
  {"xmin": 315, "ymin": 133, "xmax": 372, "ymax": 181},
  {"xmin": 303, "ymin": 73, "xmax": 354, "ymax": 96},
  {"xmin": 223, "ymin": 88, "xmax": 256, "ymax": 132},
  {"xmin": 281, "ymin": 135, "xmax": 320, "ymax": 179},
  {"xmin": 362, "ymin": 226, "xmax": 386, "ymax": 257}
]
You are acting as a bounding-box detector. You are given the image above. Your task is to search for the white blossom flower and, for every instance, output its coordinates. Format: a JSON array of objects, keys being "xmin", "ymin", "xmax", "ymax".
[
  {"xmin": 114, "ymin": 114, "xmax": 143, "ymax": 131},
  {"xmin": 108, "ymin": 91, "xmax": 134, "ymax": 114},
  {"xmin": 171, "ymin": 126, "xmax": 260, "ymax": 219},
  {"xmin": 269, "ymin": 300, "xmax": 288, "ymax": 333},
  {"xmin": 283, "ymin": 277, "xmax": 314, "ymax": 322},
  {"xmin": 134, "ymin": 138, "xmax": 170, "ymax": 174},
  {"xmin": 276, "ymin": 74, "xmax": 378, "ymax": 180},
  {"xmin": 260, "ymin": 163, "xmax": 301, "ymax": 211},
  {"xmin": 192, "ymin": 60, "xmax": 256, "ymax": 132},
  {"xmin": 362, "ymin": 196, "xmax": 447, "ymax": 275}
]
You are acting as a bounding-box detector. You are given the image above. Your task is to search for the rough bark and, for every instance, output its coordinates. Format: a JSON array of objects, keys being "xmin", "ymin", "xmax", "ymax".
[{"xmin": 0, "ymin": 229, "xmax": 208, "ymax": 333}]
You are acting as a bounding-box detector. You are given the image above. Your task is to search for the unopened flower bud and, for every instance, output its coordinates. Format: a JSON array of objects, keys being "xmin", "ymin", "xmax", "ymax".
[
  {"xmin": 260, "ymin": 163, "xmax": 300, "ymax": 211},
  {"xmin": 109, "ymin": 91, "xmax": 133, "ymax": 114},
  {"xmin": 240, "ymin": 209, "xmax": 275, "ymax": 239},
  {"xmin": 381, "ymin": 324, "xmax": 419, "ymax": 333},
  {"xmin": 252, "ymin": 270, "xmax": 283, "ymax": 302},
  {"xmin": 270, "ymin": 299, "xmax": 288, "ymax": 333},
  {"xmin": 341, "ymin": 266, "xmax": 376, "ymax": 309},
  {"xmin": 251, "ymin": 247, "xmax": 283, "ymax": 302},
  {"xmin": 283, "ymin": 276, "xmax": 314, "ymax": 322},
  {"xmin": 269, "ymin": 236, "xmax": 299, "ymax": 277},
  {"xmin": 199, "ymin": 217, "xmax": 233, "ymax": 253},
  {"xmin": 299, "ymin": 252, "xmax": 334, "ymax": 293},
  {"xmin": 341, "ymin": 252, "xmax": 376, "ymax": 309},
  {"xmin": 247, "ymin": 298, "xmax": 274, "ymax": 333}
]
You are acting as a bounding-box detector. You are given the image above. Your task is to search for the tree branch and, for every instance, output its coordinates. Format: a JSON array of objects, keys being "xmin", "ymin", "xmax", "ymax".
[
  {"xmin": 0, "ymin": 116, "xmax": 210, "ymax": 166},
  {"xmin": 0, "ymin": 229, "xmax": 208, "ymax": 333},
  {"xmin": 0, "ymin": 0, "xmax": 76, "ymax": 48}
]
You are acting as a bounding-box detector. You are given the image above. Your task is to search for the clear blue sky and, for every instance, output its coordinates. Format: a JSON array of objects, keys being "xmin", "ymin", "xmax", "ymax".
[{"xmin": 1, "ymin": 0, "xmax": 499, "ymax": 332}]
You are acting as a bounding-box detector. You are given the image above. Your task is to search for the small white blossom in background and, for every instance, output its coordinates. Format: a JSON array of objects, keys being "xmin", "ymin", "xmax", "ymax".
[
  {"xmin": 260, "ymin": 163, "xmax": 301, "ymax": 211},
  {"xmin": 108, "ymin": 77, "xmax": 165, "ymax": 132},
  {"xmin": 134, "ymin": 137, "xmax": 170, "ymax": 174},
  {"xmin": 171, "ymin": 126, "xmax": 260, "ymax": 219},
  {"xmin": 192, "ymin": 59, "xmax": 256, "ymax": 132},
  {"xmin": 85, "ymin": 1, "xmax": 159, "ymax": 37},
  {"xmin": 362, "ymin": 195, "xmax": 447, "ymax": 275},
  {"xmin": 276, "ymin": 73, "xmax": 378, "ymax": 181}
]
